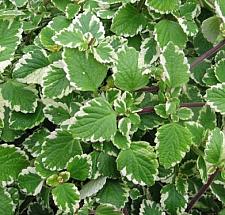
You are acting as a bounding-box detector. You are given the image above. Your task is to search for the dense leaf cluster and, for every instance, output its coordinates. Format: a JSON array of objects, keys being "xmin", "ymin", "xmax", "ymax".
[{"xmin": 1, "ymin": 0, "xmax": 225, "ymax": 214}]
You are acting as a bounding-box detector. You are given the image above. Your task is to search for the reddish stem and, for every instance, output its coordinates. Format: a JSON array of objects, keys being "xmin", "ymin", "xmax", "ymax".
[
  {"xmin": 186, "ymin": 168, "xmax": 220, "ymax": 213},
  {"xmin": 190, "ymin": 39, "xmax": 225, "ymax": 70}
]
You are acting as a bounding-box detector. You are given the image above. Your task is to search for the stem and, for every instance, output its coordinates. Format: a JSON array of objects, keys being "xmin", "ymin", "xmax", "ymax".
[
  {"xmin": 190, "ymin": 39, "xmax": 225, "ymax": 70},
  {"xmin": 180, "ymin": 102, "xmax": 206, "ymax": 108},
  {"xmin": 138, "ymin": 102, "xmax": 206, "ymax": 115},
  {"xmin": 186, "ymin": 168, "xmax": 220, "ymax": 213},
  {"xmin": 138, "ymin": 39, "xmax": 225, "ymax": 93},
  {"xmin": 137, "ymin": 85, "xmax": 159, "ymax": 93}
]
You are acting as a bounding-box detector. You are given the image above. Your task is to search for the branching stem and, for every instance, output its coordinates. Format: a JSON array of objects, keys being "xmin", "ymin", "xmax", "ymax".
[{"xmin": 186, "ymin": 168, "xmax": 220, "ymax": 213}]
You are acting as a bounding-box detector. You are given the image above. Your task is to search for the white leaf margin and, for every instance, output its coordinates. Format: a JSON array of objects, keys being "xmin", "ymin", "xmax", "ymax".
[
  {"xmin": 80, "ymin": 176, "xmax": 107, "ymax": 200},
  {"xmin": 0, "ymin": 144, "xmax": 29, "ymax": 187},
  {"xmin": 13, "ymin": 50, "xmax": 50, "ymax": 85},
  {"xmin": 111, "ymin": 3, "xmax": 145, "ymax": 37},
  {"xmin": 67, "ymin": 154, "xmax": 93, "ymax": 179},
  {"xmin": 205, "ymin": 83, "xmax": 225, "ymax": 115},
  {"xmin": 160, "ymin": 42, "xmax": 190, "ymax": 86},
  {"xmin": 0, "ymin": 22, "xmax": 23, "ymax": 73},
  {"xmin": 215, "ymin": 0, "xmax": 225, "ymax": 23},
  {"xmin": 69, "ymin": 97, "xmax": 117, "ymax": 142},
  {"xmin": 140, "ymin": 199, "xmax": 166, "ymax": 215},
  {"xmin": 41, "ymin": 61, "xmax": 73, "ymax": 99},
  {"xmin": 18, "ymin": 167, "xmax": 44, "ymax": 196},
  {"xmin": 52, "ymin": 183, "xmax": 80, "ymax": 214}
]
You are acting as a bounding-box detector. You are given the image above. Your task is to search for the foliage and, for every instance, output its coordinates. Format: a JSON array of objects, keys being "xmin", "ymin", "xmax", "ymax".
[{"xmin": 0, "ymin": 0, "xmax": 225, "ymax": 214}]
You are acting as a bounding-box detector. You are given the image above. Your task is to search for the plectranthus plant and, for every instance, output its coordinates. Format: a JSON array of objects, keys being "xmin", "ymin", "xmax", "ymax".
[{"xmin": 1, "ymin": 0, "xmax": 225, "ymax": 214}]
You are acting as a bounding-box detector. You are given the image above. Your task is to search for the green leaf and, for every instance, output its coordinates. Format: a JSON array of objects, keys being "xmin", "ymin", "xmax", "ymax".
[
  {"xmin": 40, "ymin": 16, "xmax": 70, "ymax": 52},
  {"xmin": 146, "ymin": 0, "xmax": 180, "ymax": 13},
  {"xmin": 1, "ymin": 80, "xmax": 38, "ymax": 113},
  {"xmin": 70, "ymin": 97, "xmax": 117, "ymax": 142},
  {"xmin": 18, "ymin": 167, "xmax": 43, "ymax": 195},
  {"xmin": 198, "ymin": 106, "xmax": 216, "ymax": 130},
  {"xmin": 13, "ymin": 50, "xmax": 50, "ymax": 84},
  {"xmin": 197, "ymin": 156, "xmax": 208, "ymax": 182},
  {"xmin": 51, "ymin": 0, "xmax": 71, "ymax": 11},
  {"xmin": 43, "ymin": 101, "xmax": 71, "ymax": 125},
  {"xmin": 0, "ymin": 9, "xmax": 25, "ymax": 19},
  {"xmin": 34, "ymin": 155, "xmax": 57, "ymax": 179},
  {"xmin": 9, "ymin": 103, "xmax": 45, "ymax": 130},
  {"xmin": 52, "ymin": 183, "xmax": 80, "ymax": 213},
  {"xmin": 203, "ymin": 67, "xmax": 218, "ymax": 86},
  {"xmin": 98, "ymin": 152, "xmax": 119, "ymax": 178},
  {"xmin": 0, "ymin": 20, "xmax": 23, "ymax": 72},
  {"xmin": 139, "ymin": 37, "xmax": 159, "ymax": 68},
  {"xmin": 140, "ymin": 113, "xmax": 164, "ymax": 130},
  {"xmin": 113, "ymin": 46, "xmax": 149, "ymax": 91},
  {"xmin": 23, "ymin": 128, "xmax": 49, "ymax": 158},
  {"xmin": 129, "ymin": 188, "xmax": 141, "ymax": 200},
  {"xmin": 90, "ymin": 151, "xmax": 101, "ymax": 179},
  {"xmin": 215, "ymin": 0, "xmax": 225, "ymax": 22},
  {"xmin": 205, "ymin": 83, "xmax": 225, "ymax": 114},
  {"xmin": 9, "ymin": 0, "xmax": 28, "ymax": 7},
  {"xmin": 96, "ymin": 204, "xmax": 122, "ymax": 215},
  {"xmin": 1, "ymin": 108, "xmax": 22, "ymax": 142},
  {"xmin": 96, "ymin": 180, "xmax": 129, "ymax": 208},
  {"xmin": 118, "ymin": 117, "xmax": 131, "ymax": 138},
  {"xmin": 65, "ymin": 3, "xmax": 81, "ymax": 19},
  {"xmin": 53, "ymin": 28, "xmax": 85, "ymax": 49},
  {"xmin": 117, "ymin": 141, "xmax": 158, "ymax": 186},
  {"xmin": 0, "ymin": 144, "xmax": 29, "ymax": 184},
  {"xmin": 112, "ymin": 132, "xmax": 130, "ymax": 150},
  {"xmin": 177, "ymin": 17, "xmax": 198, "ymax": 37},
  {"xmin": 191, "ymin": 60, "xmax": 211, "ymax": 86},
  {"xmin": 160, "ymin": 184, "xmax": 187, "ymax": 215},
  {"xmin": 0, "ymin": 186, "xmax": 14, "ymax": 215},
  {"xmin": 185, "ymin": 122, "xmax": 205, "ymax": 146},
  {"xmin": 96, "ymin": 0, "xmax": 123, "ymax": 3},
  {"xmin": 63, "ymin": 48, "xmax": 107, "ymax": 91},
  {"xmin": 41, "ymin": 129, "xmax": 82, "ymax": 171},
  {"xmin": 211, "ymin": 182, "xmax": 225, "ymax": 204},
  {"xmin": 72, "ymin": 11, "xmax": 105, "ymax": 42},
  {"xmin": 46, "ymin": 171, "xmax": 70, "ymax": 187},
  {"xmin": 93, "ymin": 41, "xmax": 116, "ymax": 63},
  {"xmin": 201, "ymin": 16, "xmax": 222, "ymax": 43},
  {"xmin": 27, "ymin": 202, "xmax": 53, "ymax": 215},
  {"xmin": 156, "ymin": 123, "xmax": 193, "ymax": 168},
  {"xmin": 111, "ymin": 4, "xmax": 147, "ymax": 37},
  {"xmin": 67, "ymin": 154, "xmax": 92, "ymax": 181},
  {"xmin": 42, "ymin": 65, "xmax": 72, "ymax": 99},
  {"xmin": 140, "ymin": 200, "xmax": 165, "ymax": 215},
  {"xmin": 154, "ymin": 20, "xmax": 187, "ymax": 48},
  {"xmin": 214, "ymin": 59, "xmax": 225, "ymax": 82},
  {"xmin": 160, "ymin": 42, "xmax": 190, "ymax": 88},
  {"xmin": 205, "ymin": 128, "xmax": 225, "ymax": 167},
  {"xmin": 80, "ymin": 176, "xmax": 107, "ymax": 199},
  {"xmin": 177, "ymin": 107, "xmax": 193, "ymax": 120}
]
